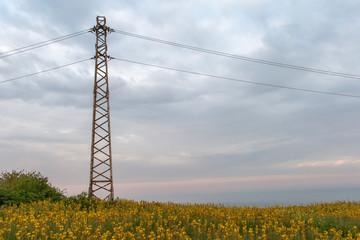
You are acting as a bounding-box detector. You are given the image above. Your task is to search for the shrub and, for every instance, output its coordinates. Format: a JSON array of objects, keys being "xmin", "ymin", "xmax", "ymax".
[
  {"xmin": 0, "ymin": 170, "xmax": 65, "ymax": 205},
  {"xmin": 64, "ymin": 191, "xmax": 94, "ymax": 210}
]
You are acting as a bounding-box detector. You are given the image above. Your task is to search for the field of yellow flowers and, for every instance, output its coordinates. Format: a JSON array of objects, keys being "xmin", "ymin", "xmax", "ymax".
[{"xmin": 0, "ymin": 199, "xmax": 359, "ymax": 239}]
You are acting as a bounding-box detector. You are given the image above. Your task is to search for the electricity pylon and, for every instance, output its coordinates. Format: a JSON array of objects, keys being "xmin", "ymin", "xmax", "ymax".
[{"xmin": 89, "ymin": 16, "xmax": 114, "ymax": 200}]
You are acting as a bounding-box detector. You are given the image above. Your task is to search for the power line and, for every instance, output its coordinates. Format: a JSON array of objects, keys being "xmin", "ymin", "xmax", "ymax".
[
  {"xmin": 0, "ymin": 58, "xmax": 91, "ymax": 84},
  {"xmin": 112, "ymin": 57, "xmax": 360, "ymax": 99},
  {"xmin": 0, "ymin": 29, "xmax": 91, "ymax": 59},
  {"xmin": 113, "ymin": 29, "xmax": 360, "ymax": 80}
]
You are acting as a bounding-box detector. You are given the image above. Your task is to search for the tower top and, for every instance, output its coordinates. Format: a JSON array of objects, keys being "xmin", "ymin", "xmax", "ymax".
[{"xmin": 92, "ymin": 16, "xmax": 113, "ymax": 33}]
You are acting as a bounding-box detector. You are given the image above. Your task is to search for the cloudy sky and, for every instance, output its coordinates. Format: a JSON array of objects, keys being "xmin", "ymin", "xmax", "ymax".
[{"xmin": 1, "ymin": 0, "xmax": 360, "ymax": 206}]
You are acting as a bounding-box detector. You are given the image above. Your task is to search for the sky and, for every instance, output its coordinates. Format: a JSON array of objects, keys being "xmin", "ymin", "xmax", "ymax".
[{"xmin": 1, "ymin": 0, "xmax": 360, "ymax": 206}]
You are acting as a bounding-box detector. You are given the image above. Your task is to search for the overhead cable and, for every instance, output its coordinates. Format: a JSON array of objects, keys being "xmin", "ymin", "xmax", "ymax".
[
  {"xmin": 114, "ymin": 29, "xmax": 360, "ymax": 80},
  {"xmin": 0, "ymin": 29, "xmax": 91, "ymax": 59},
  {"xmin": 112, "ymin": 57, "xmax": 360, "ymax": 99},
  {"xmin": 0, "ymin": 58, "xmax": 91, "ymax": 84}
]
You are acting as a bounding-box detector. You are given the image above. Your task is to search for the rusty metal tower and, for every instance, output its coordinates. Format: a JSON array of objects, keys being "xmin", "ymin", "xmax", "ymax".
[{"xmin": 89, "ymin": 16, "xmax": 114, "ymax": 200}]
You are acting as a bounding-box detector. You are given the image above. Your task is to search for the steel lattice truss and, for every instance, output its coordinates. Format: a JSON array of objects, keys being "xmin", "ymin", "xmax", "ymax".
[{"xmin": 89, "ymin": 16, "xmax": 114, "ymax": 200}]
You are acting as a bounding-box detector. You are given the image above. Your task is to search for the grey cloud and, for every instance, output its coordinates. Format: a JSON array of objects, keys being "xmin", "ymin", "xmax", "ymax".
[{"xmin": 1, "ymin": 0, "xmax": 360, "ymax": 204}]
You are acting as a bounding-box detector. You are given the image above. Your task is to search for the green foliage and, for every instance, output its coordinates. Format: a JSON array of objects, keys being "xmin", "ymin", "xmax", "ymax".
[
  {"xmin": 0, "ymin": 170, "xmax": 64, "ymax": 205},
  {"xmin": 64, "ymin": 191, "xmax": 93, "ymax": 210}
]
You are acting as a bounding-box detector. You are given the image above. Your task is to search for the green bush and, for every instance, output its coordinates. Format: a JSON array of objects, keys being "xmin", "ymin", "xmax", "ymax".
[
  {"xmin": 64, "ymin": 191, "xmax": 93, "ymax": 210},
  {"xmin": 0, "ymin": 170, "xmax": 65, "ymax": 205}
]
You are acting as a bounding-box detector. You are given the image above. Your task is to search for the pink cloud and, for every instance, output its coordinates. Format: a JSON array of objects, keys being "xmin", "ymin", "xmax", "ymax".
[
  {"xmin": 60, "ymin": 172, "xmax": 360, "ymax": 198},
  {"xmin": 113, "ymin": 172, "xmax": 360, "ymax": 196}
]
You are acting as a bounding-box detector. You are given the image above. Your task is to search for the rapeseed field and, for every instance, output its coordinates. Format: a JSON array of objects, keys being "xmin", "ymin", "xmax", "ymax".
[{"xmin": 0, "ymin": 199, "xmax": 359, "ymax": 239}]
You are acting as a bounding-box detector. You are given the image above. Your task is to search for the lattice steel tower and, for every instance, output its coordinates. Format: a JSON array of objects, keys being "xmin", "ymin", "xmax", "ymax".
[{"xmin": 89, "ymin": 16, "xmax": 114, "ymax": 200}]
